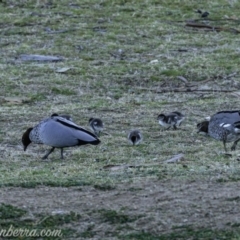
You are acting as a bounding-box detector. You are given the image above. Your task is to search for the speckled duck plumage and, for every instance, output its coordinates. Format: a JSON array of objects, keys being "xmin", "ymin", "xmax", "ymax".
[
  {"xmin": 22, "ymin": 115, "xmax": 100, "ymax": 159},
  {"xmin": 157, "ymin": 111, "xmax": 185, "ymax": 130},
  {"xmin": 128, "ymin": 130, "xmax": 142, "ymax": 146},
  {"xmin": 208, "ymin": 111, "xmax": 240, "ymax": 152},
  {"xmin": 89, "ymin": 118, "xmax": 103, "ymax": 137}
]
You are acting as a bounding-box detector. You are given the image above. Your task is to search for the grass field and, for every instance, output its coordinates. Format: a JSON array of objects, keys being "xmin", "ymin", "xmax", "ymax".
[{"xmin": 1, "ymin": 0, "xmax": 240, "ymax": 239}]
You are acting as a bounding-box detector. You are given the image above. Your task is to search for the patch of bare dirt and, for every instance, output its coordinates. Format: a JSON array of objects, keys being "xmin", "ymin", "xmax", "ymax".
[{"xmin": 1, "ymin": 179, "xmax": 240, "ymax": 237}]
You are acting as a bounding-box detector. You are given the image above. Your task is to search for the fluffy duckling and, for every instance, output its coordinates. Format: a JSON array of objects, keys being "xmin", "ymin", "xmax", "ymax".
[
  {"xmin": 128, "ymin": 130, "xmax": 142, "ymax": 146},
  {"xmin": 157, "ymin": 111, "xmax": 185, "ymax": 130},
  {"xmin": 22, "ymin": 115, "xmax": 100, "ymax": 159},
  {"xmin": 89, "ymin": 118, "xmax": 103, "ymax": 137}
]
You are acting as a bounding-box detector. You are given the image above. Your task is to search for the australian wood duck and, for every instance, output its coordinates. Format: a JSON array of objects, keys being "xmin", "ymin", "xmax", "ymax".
[
  {"xmin": 208, "ymin": 111, "xmax": 240, "ymax": 152},
  {"xmin": 22, "ymin": 115, "xmax": 100, "ymax": 159}
]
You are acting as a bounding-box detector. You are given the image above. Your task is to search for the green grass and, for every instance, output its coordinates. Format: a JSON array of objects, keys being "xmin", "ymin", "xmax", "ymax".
[
  {"xmin": 0, "ymin": 204, "xmax": 27, "ymax": 220},
  {"xmin": 0, "ymin": 204, "xmax": 78, "ymax": 239},
  {"xmin": 98, "ymin": 209, "xmax": 140, "ymax": 224}
]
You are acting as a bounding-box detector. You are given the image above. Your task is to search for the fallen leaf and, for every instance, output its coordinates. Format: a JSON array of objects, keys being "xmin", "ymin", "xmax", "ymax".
[
  {"xmin": 150, "ymin": 59, "xmax": 158, "ymax": 64},
  {"xmin": 55, "ymin": 67, "xmax": 71, "ymax": 73},
  {"xmin": 165, "ymin": 153, "xmax": 184, "ymax": 163}
]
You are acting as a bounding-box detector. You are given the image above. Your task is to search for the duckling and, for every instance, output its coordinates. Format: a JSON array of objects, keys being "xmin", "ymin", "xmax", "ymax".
[
  {"xmin": 89, "ymin": 118, "xmax": 103, "ymax": 137},
  {"xmin": 208, "ymin": 111, "xmax": 240, "ymax": 152},
  {"xmin": 157, "ymin": 111, "xmax": 185, "ymax": 130},
  {"xmin": 195, "ymin": 9, "xmax": 209, "ymax": 18},
  {"xmin": 197, "ymin": 120, "xmax": 209, "ymax": 135},
  {"xmin": 172, "ymin": 111, "xmax": 185, "ymax": 123},
  {"xmin": 51, "ymin": 113, "xmax": 73, "ymax": 122},
  {"xmin": 201, "ymin": 11, "xmax": 209, "ymax": 18},
  {"xmin": 22, "ymin": 115, "xmax": 100, "ymax": 159},
  {"xmin": 128, "ymin": 130, "xmax": 142, "ymax": 146}
]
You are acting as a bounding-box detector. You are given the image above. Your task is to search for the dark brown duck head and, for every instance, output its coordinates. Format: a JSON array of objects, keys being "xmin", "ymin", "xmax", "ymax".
[
  {"xmin": 197, "ymin": 121, "xmax": 209, "ymax": 134},
  {"xmin": 157, "ymin": 114, "xmax": 166, "ymax": 121},
  {"xmin": 89, "ymin": 118, "xmax": 103, "ymax": 127},
  {"xmin": 22, "ymin": 128, "xmax": 33, "ymax": 151}
]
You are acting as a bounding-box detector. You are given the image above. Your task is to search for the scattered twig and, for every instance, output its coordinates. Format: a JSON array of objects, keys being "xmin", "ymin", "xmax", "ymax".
[
  {"xmin": 45, "ymin": 28, "xmax": 72, "ymax": 34},
  {"xmin": 103, "ymin": 154, "xmax": 186, "ymax": 170},
  {"xmin": 186, "ymin": 22, "xmax": 240, "ymax": 34},
  {"xmin": 225, "ymin": 72, "xmax": 237, "ymax": 79},
  {"xmin": 170, "ymin": 49, "xmax": 189, "ymax": 52},
  {"xmin": 191, "ymin": 73, "xmax": 237, "ymax": 86},
  {"xmin": 19, "ymin": 54, "xmax": 63, "ymax": 62},
  {"xmin": 187, "ymin": 78, "xmax": 213, "ymax": 88},
  {"xmin": 136, "ymin": 87, "xmax": 235, "ymax": 93},
  {"xmin": 103, "ymin": 161, "xmax": 183, "ymax": 171},
  {"xmin": 176, "ymin": 76, "xmax": 188, "ymax": 84},
  {"xmin": 231, "ymin": 92, "xmax": 240, "ymax": 98}
]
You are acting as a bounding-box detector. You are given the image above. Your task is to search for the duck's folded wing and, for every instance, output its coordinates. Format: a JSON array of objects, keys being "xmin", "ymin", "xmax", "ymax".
[
  {"xmin": 214, "ymin": 111, "xmax": 240, "ymax": 124},
  {"xmin": 55, "ymin": 117, "xmax": 85, "ymax": 129},
  {"xmin": 42, "ymin": 117, "xmax": 100, "ymax": 147},
  {"xmin": 57, "ymin": 117, "xmax": 100, "ymax": 143}
]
